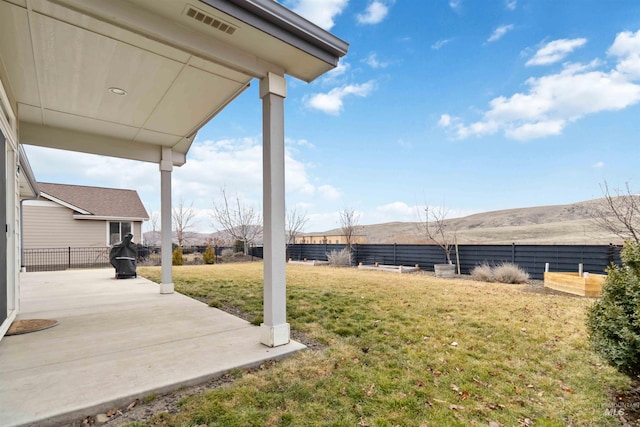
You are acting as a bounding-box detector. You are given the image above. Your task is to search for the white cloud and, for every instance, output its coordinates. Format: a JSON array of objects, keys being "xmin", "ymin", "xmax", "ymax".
[
  {"xmin": 24, "ymin": 135, "xmax": 342, "ymax": 232},
  {"xmin": 306, "ymin": 211, "xmax": 340, "ymax": 232},
  {"xmin": 487, "ymin": 24, "xmax": 514, "ymax": 43},
  {"xmin": 325, "ymin": 59, "xmax": 350, "ymax": 79},
  {"xmin": 440, "ymin": 31, "xmax": 640, "ymax": 141},
  {"xmin": 438, "ymin": 114, "xmax": 452, "ymax": 127},
  {"xmin": 286, "ymin": 138, "xmax": 315, "ymax": 149},
  {"xmin": 286, "ymin": 0, "xmax": 348, "ymax": 30},
  {"xmin": 306, "ymin": 81, "xmax": 376, "ymax": 115},
  {"xmin": 593, "ymin": 161, "xmax": 605, "ymax": 169},
  {"xmin": 503, "ymin": 120, "xmax": 565, "ymax": 140},
  {"xmin": 432, "ymin": 39, "xmax": 452, "ymax": 50},
  {"xmin": 375, "ymin": 202, "xmax": 414, "ymax": 217},
  {"xmin": 363, "ymin": 52, "xmax": 388, "ymax": 69},
  {"xmin": 505, "ymin": 0, "xmax": 517, "ymax": 10},
  {"xmin": 526, "ymin": 38, "xmax": 587, "ymax": 66},
  {"xmin": 318, "ymin": 185, "xmax": 342, "ymax": 200},
  {"xmin": 609, "ymin": 29, "xmax": 640, "ymax": 79},
  {"xmin": 449, "ymin": 0, "xmax": 461, "ymax": 11},
  {"xmin": 356, "ymin": 1, "xmax": 389, "ymax": 24}
]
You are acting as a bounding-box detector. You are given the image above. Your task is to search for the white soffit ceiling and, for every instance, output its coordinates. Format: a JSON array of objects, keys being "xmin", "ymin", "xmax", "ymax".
[{"xmin": 0, "ymin": 0, "xmax": 254, "ymax": 163}]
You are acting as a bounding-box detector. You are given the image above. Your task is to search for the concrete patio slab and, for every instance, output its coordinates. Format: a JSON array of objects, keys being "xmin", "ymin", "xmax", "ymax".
[{"xmin": 0, "ymin": 269, "xmax": 305, "ymax": 427}]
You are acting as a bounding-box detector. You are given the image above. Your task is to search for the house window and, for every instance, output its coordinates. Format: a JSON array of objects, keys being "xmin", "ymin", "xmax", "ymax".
[{"xmin": 109, "ymin": 221, "xmax": 132, "ymax": 245}]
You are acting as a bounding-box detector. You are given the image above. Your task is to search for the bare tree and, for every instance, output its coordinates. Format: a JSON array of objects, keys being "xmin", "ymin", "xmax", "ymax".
[
  {"xmin": 211, "ymin": 188, "xmax": 262, "ymax": 255},
  {"xmin": 286, "ymin": 207, "xmax": 309, "ymax": 246},
  {"xmin": 339, "ymin": 208, "xmax": 361, "ymax": 251},
  {"xmin": 590, "ymin": 181, "xmax": 640, "ymax": 243},
  {"xmin": 417, "ymin": 204, "xmax": 457, "ymax": 264},
  {"xmin": 172, "ymin": 197, "xmax": 197, "ymax": 247},
  {"xmin": 145, "ymin": 210, "xmax": 160, "ymax": 246}
]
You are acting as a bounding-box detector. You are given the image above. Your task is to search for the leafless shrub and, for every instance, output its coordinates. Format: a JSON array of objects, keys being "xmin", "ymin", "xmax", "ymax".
[
  {"xmin": 590, "ymin": 181, "xmax": 640, "ymax": 243},
  {"xmin": 287, "ymin": 208, "xmax": 309, "ymax": 246},
  {"xmin": 416, "ymin": 204, "xmax": 457, "ymax": 264},
  {"xmin": 221, "ymin": 248, "xmax": 234, "ymax": 258},
  {"xmin": 172, "ymin": 198, "xmax": 197, "ymax": 247},
  {"xmin": 137, "ymin": 255, "xmax": 161, "ymax": 266},
  {"xmin": 211, "ymin": 187, "xmax": 262, "ymax": 255},
  {"xmin": 339, "ymin": 208, "xmax": 361, "ymax": 251},
  {"xmin": 492, "ymin": 262, "xmax": 529, "ymax": 284},
  {"xmin": 327, "ymin": 248, "xmax": 352, "ymax": 267},
  {"xmin": 470, "ymin": 262, "xmax": 494, "ymax": 282},
  {"xmin": 188, "ymin": 253, "xmax": 203, "ymax": 265}
]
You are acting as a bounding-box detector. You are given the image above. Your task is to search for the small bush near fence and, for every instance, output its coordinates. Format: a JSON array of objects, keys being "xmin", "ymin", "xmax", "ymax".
[
  {"xmin": 203, "ymin": 247, "xmax": 216, "ymax": 264},
  {"xmin": 470, "ymin": 262, "xmax": 529, "ymax": 284},
  {"xmin": 492, "ymin": 262, "xmax": 530, "ymax": 284},
  {"xmin": 172, "ymin": 247, "xmax": 184, "ymax": 266},
  {"xmin": 327, "ymin": 248, "xmax": 351, "ymax": 266},
  {"xmin": 470, "ymin": 263, "xmax": 494, "ymax": 282}
]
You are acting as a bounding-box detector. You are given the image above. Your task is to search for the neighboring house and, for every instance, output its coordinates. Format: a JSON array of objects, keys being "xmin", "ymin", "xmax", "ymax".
[
  {"xmin": 295, "ymin": 233, "xmax": 367, "ymax": 245},
  {"xmin": 23, "ymin": 183, "xmax": 149, "ymax": 248}
]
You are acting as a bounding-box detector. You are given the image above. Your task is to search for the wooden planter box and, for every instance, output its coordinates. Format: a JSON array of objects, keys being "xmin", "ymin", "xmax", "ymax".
[{"xmin": 543, "ymin": 272, "xmax": 606, "ymax": 297}]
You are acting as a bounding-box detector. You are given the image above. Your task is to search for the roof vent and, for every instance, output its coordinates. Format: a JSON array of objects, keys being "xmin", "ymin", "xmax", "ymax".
[{"xmin": 184, "ymin": 5, "xmax": 237, "ymax": 35}]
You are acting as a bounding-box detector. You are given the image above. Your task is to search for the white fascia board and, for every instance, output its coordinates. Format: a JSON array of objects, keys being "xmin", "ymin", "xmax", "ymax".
[
  {"xmin": 205, "ymin": 0, "xmax": 349, "ymax": 63},
  {"xmin": 18, "ymin": 145, "xmax": 39, "ymax": 198},
  {"xmin": 40, "ymin": 193, "xmax": 92, "ymax": 215},
  {"xmin": 19, "ymin": 122, "xmax": 186, "ymax": 166},
  {"xmin": 73, "ymin": 215, "xmax": 149, "ymax": 221}
]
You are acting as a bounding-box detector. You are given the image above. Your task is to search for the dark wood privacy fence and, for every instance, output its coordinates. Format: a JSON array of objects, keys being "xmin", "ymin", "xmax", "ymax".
[{"xmin": 287, "ymin": 243, "xmax": 622, "ymax": 280}]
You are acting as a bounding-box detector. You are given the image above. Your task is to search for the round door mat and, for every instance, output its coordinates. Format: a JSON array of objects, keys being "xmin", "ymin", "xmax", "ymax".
[{"xmin": 6, "ymin": 319, "xmax": 58, "ymax": 336}]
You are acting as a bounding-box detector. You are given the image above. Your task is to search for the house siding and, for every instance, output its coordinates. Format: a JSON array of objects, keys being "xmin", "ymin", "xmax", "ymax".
[
  {"xmin": 23, "ymin": 202, "xmax": 107, "ymax": 247},
  {"xmin": 133, "ymin": 222, "xmax": 142, "ymax": 243}
]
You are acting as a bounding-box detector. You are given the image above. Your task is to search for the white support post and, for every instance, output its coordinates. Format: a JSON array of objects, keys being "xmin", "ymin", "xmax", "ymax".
[
  {"xmin": 159, "ymin": 147, "xmax": 174, "ymax": 294},
  {"xmin": 259, "ymin": 72, "xmax": 289, "ymax": 347},
  {"xmin": 578, "ymin": 263, "xmax": 583, "ymax": 278}
]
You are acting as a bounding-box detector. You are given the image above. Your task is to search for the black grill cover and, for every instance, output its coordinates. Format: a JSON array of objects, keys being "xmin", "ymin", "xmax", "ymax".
[{"xmin": 109, "ymin": 233, "xmax": 137, "ymax": 278}]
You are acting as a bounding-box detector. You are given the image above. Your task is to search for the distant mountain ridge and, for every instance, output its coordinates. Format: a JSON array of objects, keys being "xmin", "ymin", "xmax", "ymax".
[
  {"xmin": 310, "ymin": 198, "xmax": 624, "ymax": 245},
  {"xmin": 144, "ymin": 198, "xmax": 626, "ymax": 247}
]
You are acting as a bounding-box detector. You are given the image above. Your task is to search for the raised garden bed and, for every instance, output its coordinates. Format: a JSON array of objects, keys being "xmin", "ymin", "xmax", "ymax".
[
  {"xmin": 358, "ymin": 263, "xmax": 420, "ymax": 274},
  {"xmin": 543, "ymin": 272, "xmax": 606, "ymax": 297},
  {"xmin": 287, "ymin": 259, "xmax": 329, "ymax": 266}
]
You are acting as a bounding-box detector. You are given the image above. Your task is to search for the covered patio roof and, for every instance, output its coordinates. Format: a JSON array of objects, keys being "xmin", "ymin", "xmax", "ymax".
[
  {"xmin": 0, "ymin": 0, "xmax": 348, "ymax": 164},
  {"xmin": 1, "ymin": 0, "xmax": 348, "ymax": 349}
]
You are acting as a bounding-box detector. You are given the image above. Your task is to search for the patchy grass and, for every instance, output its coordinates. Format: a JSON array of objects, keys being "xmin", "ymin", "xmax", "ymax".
[{"xmin": 137, "ymin": 263, "xmax": 629, "ymax": 426}]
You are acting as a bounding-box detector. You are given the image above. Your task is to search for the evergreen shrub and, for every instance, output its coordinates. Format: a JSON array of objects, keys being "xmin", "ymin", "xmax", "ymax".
[
  {"xmin": 587, "ymin": 241, "xmax": 640, "ymax": 377},
  {"xmin": 172, "ymin": 247, "xmax": 184, "ymax": 266}
]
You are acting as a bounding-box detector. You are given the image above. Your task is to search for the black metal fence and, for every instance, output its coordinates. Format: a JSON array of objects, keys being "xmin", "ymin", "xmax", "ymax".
[
  {"xmin": 23, "ymin": 247, "xmax": 111, "ymax": 272},
  {"xmin": 287, "ymin": 243, "xmax": 623, "ymax": 280},
  {"xmin": 23, "ymin": 245, "xmax": 265, "ymax": 272}
]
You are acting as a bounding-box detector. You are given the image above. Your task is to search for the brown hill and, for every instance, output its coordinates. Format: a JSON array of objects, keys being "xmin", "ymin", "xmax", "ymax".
[{"xmin": 319, "ymin": 199, "xmax": 626, "ymax": 245}]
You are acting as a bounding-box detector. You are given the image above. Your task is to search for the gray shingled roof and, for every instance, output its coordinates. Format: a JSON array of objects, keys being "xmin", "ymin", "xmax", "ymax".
[{"xmin": 38, "ymin": 183, "xmax": 149, "ymax": 220}]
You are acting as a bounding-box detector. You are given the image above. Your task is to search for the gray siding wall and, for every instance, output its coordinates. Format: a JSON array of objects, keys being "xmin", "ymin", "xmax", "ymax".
[
  {"xmin": 133, "ymin": 222, "xmax": 143, "ymax": 244},
  {"xmin": 23, "ymin": 202, "xmax": 106, "ymax": 248}
]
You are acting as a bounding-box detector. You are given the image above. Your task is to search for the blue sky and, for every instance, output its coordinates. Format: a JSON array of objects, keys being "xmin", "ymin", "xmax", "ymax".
[{"xmin": 25, "ymin": 0, "xmax": 640, "ymax": 234}]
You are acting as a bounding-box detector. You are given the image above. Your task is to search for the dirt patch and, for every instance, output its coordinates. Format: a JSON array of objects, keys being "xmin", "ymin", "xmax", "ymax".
[
  {"xmin": 612, "ymin": 381, "xmax": 640, "ymax": 426},
  {"xmin": 90, "ymin": 374, "xmax": 236, "ymax": 426}
]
